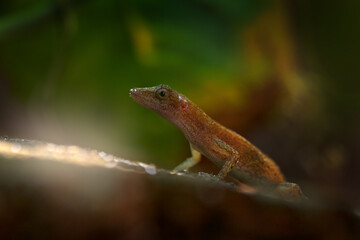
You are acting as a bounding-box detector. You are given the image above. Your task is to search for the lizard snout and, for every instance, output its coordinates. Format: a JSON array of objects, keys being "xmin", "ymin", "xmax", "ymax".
[{"xmin": 129, "ymin": 88, "xmax": 140, "ymax": 98}]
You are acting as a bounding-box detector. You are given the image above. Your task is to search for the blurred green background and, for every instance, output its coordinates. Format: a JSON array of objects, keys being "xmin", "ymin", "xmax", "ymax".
[{"xmin": 0, "ymin": 0, "xmax": 359, "ymax": 204}]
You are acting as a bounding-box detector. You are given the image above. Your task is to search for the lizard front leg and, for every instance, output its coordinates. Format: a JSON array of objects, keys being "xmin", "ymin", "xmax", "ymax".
[{"xmin": 173, "ymin": 144, "xmax": 201, "ymax": 171}]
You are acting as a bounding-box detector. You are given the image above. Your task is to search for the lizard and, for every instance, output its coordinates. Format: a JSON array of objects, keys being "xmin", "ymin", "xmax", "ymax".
[{"xmin": 130, "ymin": 84, "xmax": 305, "ymax": 200}]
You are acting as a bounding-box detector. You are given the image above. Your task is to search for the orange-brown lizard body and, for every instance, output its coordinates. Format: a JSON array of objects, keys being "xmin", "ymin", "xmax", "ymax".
[{"xmin": 130, "ymin": 84, "xmax": 304, "ymax": 200}]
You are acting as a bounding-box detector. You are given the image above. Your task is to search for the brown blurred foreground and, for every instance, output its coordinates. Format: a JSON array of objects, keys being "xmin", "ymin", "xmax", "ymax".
[{"xmin": 0, "ymin": 138, "xmax": 359, "ymax": 239}]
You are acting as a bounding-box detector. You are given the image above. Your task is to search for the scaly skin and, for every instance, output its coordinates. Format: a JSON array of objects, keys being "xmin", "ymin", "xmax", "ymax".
[{"xmin": 130, "ymin": 84, "xmax": 304, "ymax": 200}]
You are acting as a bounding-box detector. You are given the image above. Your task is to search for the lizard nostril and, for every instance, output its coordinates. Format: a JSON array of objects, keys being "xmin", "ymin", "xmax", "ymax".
[
  {"xmin": 130, "ymin": 88, "xmax": 138, "ymax": 96},
  {"xmin": 129, "ymin": 88, "xmax": 137, "ymax": 98}
]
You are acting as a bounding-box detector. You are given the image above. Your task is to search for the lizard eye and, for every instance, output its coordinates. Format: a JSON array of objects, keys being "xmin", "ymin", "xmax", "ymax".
[{"xmin": 156, "ymin": 88, "xmax": 168, "ymax": 99}]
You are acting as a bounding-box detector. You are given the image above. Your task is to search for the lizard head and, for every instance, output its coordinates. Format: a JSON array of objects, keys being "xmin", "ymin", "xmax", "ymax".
[{"xmin": 130, "ymin": 84, "xmax": 189, "ymax": 120}]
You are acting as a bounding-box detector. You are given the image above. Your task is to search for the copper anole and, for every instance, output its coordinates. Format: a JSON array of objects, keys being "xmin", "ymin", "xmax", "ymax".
[{"xmin": 130, "ymin": 84, "xmax": 305, "ymax": 200}]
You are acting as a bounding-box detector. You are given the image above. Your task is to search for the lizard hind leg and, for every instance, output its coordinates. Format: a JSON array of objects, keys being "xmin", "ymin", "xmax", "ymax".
[
  {"xmin": 214, "ymin": 138, "xmax": 240, "ymax": 179},
  {"xmin": 173, "ymin": 144, "xmax": 201, "ymax": 171}
]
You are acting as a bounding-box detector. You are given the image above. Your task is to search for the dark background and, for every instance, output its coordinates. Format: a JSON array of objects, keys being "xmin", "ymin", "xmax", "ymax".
[{"xmin": 0, "ymin": 0, "xmax": 359, "ymax": 205}]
